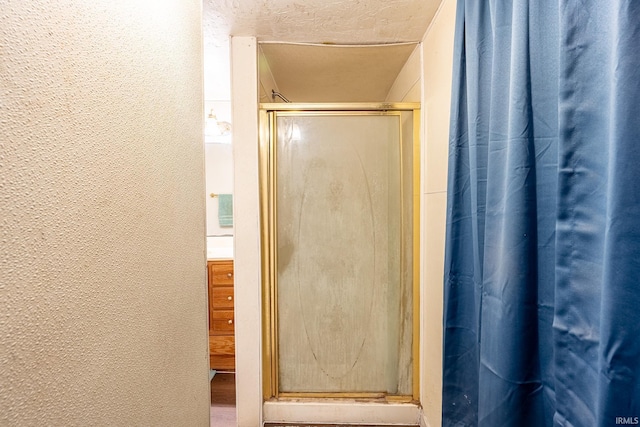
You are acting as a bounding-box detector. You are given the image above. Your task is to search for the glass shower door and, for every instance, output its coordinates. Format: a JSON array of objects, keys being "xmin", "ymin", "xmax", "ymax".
[{"xmin": 262, "ymin": 106, "xmax": 418, "ymax": 399}]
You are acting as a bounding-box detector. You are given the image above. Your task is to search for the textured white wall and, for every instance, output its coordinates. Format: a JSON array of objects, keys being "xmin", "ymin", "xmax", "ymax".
[
  {"xmin": 0, "ymin": 1, "xmax": 209, "ymax": 426},
  {"xmin": 420, "ymin": 0, "xmax": 457, "ymax": 425}
]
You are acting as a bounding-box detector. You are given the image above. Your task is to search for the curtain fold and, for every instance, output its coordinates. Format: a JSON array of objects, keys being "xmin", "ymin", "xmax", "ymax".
[{"xmin": 443, "ymin": 1, "xmax": 640, "ymax": 426}]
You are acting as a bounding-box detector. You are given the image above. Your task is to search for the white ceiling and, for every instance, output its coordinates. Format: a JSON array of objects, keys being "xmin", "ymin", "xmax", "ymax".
[
  {"xmin": 259, "ymin": 43, "xmax": 418, "ymax": 102},
  {"xmin": 204, "ymin": 0, "xmax": 442, "ymax": 45},
  {"xmin": 203, "ymin": 0, "xmax": 443, "ymax": 102}
]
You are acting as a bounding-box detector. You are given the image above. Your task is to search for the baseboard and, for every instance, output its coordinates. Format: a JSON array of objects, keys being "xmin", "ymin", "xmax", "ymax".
[
  {"xmin": 420, "ymin": 413, "xmax": 429, "ymax": 427},
  {"xmin": 263, "ymin": 400, "xmax": 420, "ymax": 426},
  {"xmin": 264, "ymin": 424, "xmax": 418, "ymax": 427}
]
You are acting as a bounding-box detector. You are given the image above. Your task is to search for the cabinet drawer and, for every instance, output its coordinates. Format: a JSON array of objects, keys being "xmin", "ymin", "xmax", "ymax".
[
  {"xmin": 210, "ymin": 336, "xmax": 235, "ymax": 370},
  {"xmin": 210, "ymin": 353, "xmax": 235, "ymax": 371},
  {"xmin": 212, "ymin": 287, "xmax": 234, "ymax": 309},
  {"xmin": 209, "ymin": 260, "xmax": 234, "ymax": 285},
  {"xmin": 210, "ymin": 335, "xmax": 235, "ymax": 356},
  {"xmin": 211, "ymin": 310, "xmax": 235, "ymax": 334}
]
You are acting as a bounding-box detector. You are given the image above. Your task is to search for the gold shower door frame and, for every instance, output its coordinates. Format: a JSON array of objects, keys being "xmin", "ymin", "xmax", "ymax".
[{"xmin": 259, "ymin": 103, "xmax": 421, "ymax": 402}]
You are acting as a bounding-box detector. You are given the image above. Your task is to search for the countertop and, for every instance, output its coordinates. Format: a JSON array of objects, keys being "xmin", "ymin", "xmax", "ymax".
[{"xmin": 207, "ymin": 235, "xmax": 234, "ymax": 260}]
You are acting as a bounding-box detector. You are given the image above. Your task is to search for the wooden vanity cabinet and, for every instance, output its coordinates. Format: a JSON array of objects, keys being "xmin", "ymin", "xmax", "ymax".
[{"xmin": 208, "ymin": 260, "xmax": 235, "ymax": 371}]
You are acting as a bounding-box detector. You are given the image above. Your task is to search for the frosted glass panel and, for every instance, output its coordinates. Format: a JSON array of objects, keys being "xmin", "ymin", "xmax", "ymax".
[{"xmin": 275, "ymin": 113, "xmax": 413, "ymax": 394}]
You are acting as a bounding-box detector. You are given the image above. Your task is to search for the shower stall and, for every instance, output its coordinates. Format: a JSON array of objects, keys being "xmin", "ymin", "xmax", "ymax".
[{"xmin": 259, "ymin": 103, "xmax": 420, "ymax": 402}]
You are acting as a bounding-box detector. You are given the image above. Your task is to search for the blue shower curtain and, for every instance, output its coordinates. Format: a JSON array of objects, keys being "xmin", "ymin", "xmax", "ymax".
[{"xmin": 443, "ymin": 1, "xmax": 640, "ymax": 426}]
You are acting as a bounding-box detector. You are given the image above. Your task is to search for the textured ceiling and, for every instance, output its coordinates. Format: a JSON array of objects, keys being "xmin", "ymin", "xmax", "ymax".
[
  {"xmin": 203, "ymin": 0, "xmax": 443, "ymax": 102},
  {"xmin": 204, "ymin": 0, "xmax": 442, "ymax": 46}
]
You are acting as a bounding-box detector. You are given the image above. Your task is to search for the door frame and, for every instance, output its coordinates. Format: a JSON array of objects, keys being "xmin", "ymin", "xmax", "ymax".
[{"xmin": 258, "ymin": 103, "xmax": 421, "ymax": 405}]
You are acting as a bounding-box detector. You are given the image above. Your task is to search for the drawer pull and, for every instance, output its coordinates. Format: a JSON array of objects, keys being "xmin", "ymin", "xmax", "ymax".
[
  {"xmin": 227, "ymin": 273, "xmax": 233, "ymax": 278},
  {"xmin": 227, "ymin": 319, "xmax": 233, "ymax": 325},
  {"xmin": 227, "ymin": 296, "xmax": 233, "ymax": 301}
]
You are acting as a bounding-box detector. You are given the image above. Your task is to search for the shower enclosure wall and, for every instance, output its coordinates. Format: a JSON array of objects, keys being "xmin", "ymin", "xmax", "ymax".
[{"xmin": 259, "ymin": 103, "xmax": 420, "ymax": 401}]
